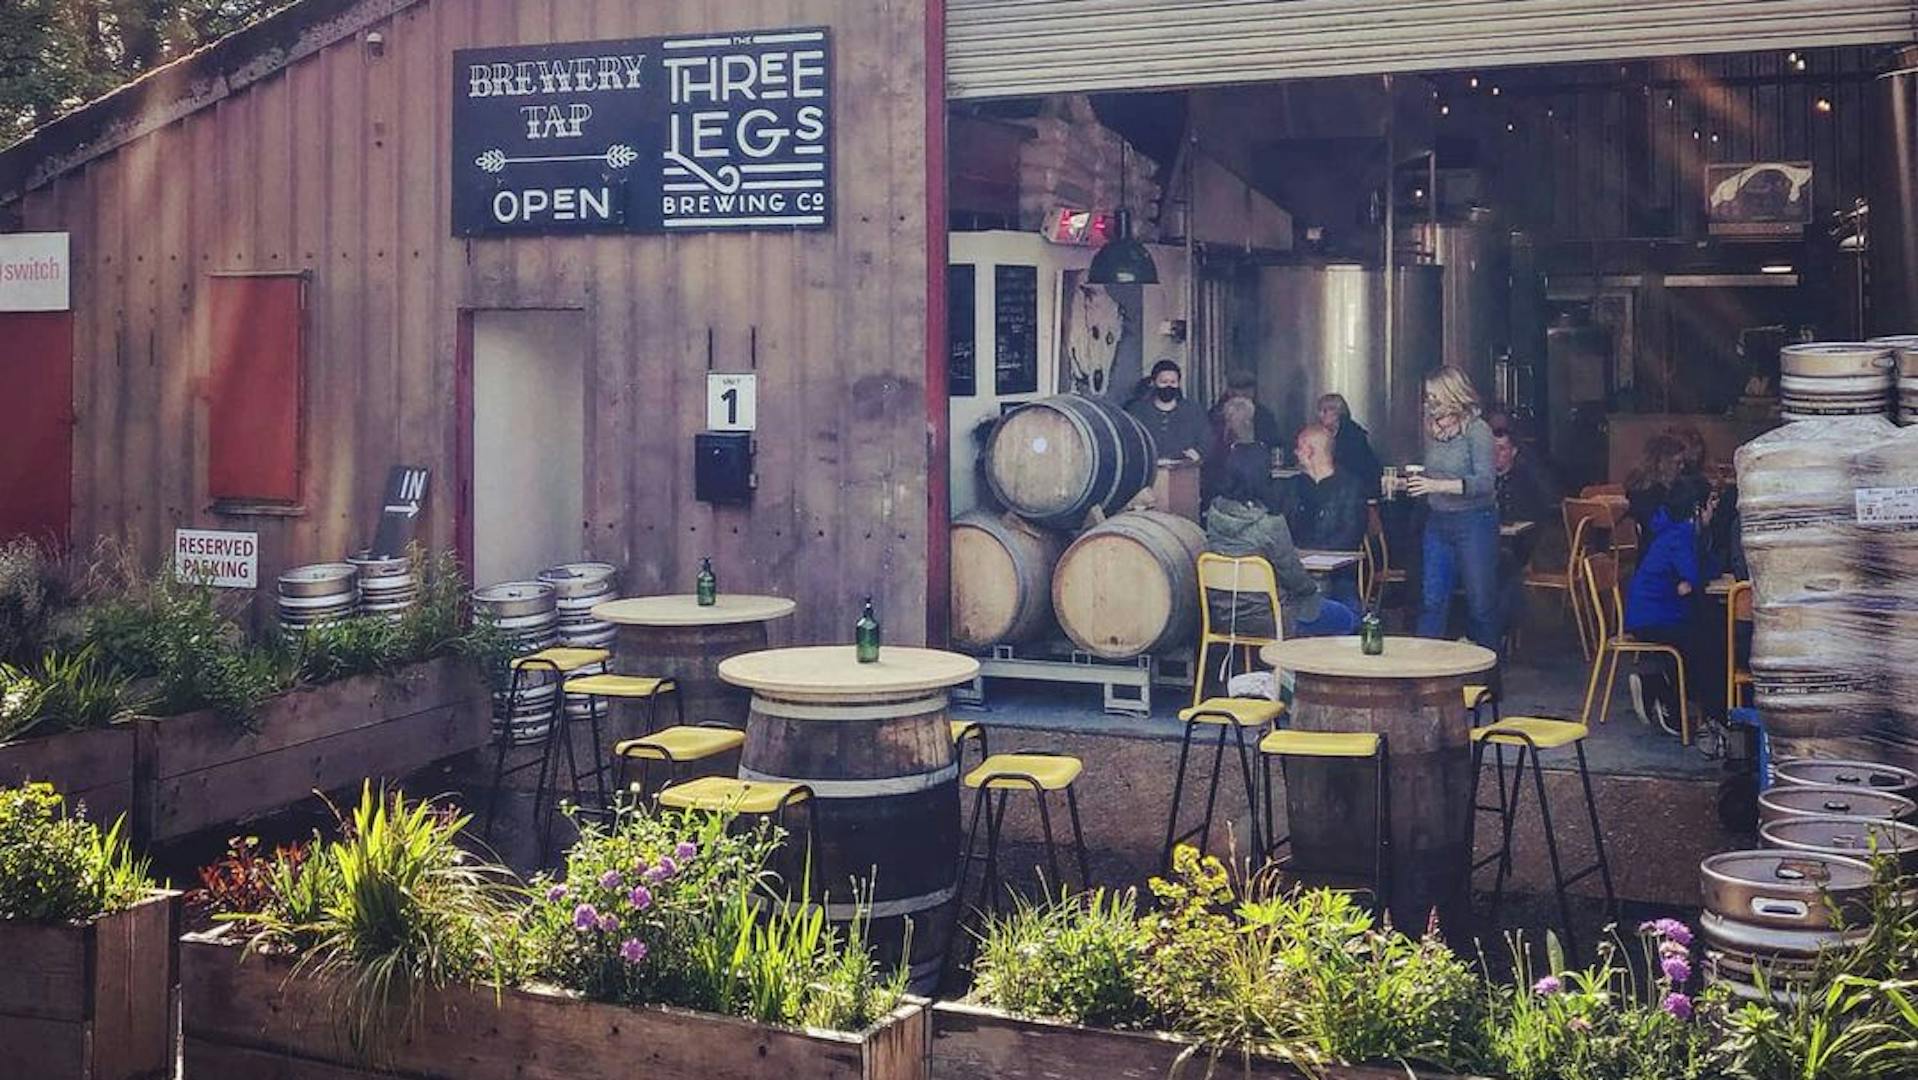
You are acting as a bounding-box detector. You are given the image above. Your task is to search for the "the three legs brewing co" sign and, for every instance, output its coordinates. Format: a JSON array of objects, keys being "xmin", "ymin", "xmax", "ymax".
[{"xmin": 451, "ymin": 27, "xmax": 831, "ymax": 235}]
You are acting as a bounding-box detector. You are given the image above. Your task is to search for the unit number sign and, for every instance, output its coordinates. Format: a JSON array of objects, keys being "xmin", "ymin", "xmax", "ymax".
[{"xmin": 707, "ymin": 373, "xmax": 757, "ymax": 431}]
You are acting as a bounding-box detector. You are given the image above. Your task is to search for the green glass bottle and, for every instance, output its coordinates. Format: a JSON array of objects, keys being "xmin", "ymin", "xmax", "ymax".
[
  {"xmin": 695, "ymin": 557, "xmax": 717, "ymax": 607},
  {"xmin": 855, "ymin": 597, "xmax": 881, "ymax": 663},
  {"xmin": 1360, "ymin": 609, "xmax": 1385, "ymax": 655}
]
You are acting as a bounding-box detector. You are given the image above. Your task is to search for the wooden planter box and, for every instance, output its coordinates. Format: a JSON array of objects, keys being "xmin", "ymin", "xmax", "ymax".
[
  {"xmin": 0, "ymin": 723, "xmax": 138, "ymax": 831},
  {"xmin": 0, "ymin": 891, "xmax": 181, "ymax": 1080},
  {"xmin": 137, "ymin": 656, "xmax": 489, "ymax": 843},
  {"xmin": 931, "ymin": 1001, "xmax": 1460, "ymax": 1080},
  {"xmin": 182, "ymin": 933, "xmax": 929, "ymax": 1080}
]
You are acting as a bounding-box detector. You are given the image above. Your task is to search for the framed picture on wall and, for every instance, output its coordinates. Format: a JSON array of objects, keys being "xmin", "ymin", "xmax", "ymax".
[{"xmin": 1706, "ymin": 162, "xmax": 1813, "ymax": 237}]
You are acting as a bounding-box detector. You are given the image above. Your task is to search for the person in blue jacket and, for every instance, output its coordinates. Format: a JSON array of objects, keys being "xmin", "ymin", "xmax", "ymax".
[{"xmin": 1624, "ymin": 475, "xmax": 1719, "ymax": 737}]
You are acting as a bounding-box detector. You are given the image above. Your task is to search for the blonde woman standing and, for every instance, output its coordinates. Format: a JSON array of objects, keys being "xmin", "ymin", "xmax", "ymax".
[{"xmin": 1408, "ymin": 365, "xmax": 1502, "ymax": 651}]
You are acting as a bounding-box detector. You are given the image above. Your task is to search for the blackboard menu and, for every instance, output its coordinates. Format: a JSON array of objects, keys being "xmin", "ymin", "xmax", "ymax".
[
  {"xmin": 994, "ymin": 265, "xmax": 1038, "ymax": 395},
  {"xmin": 452, "ymin": 27, "xmax": 832, "ymax": 236},
  {"xmin": 948, "ymin": 265, "xmax": 976, "ymax": 397}
]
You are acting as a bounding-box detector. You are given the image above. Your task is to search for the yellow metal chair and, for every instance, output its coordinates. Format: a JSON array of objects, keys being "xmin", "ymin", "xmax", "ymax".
[
  {"xmin": 1465, "ymin": 683, "xmax": 1499, "ymax": 726},
  {"xmin": 482, "ymin": 646, "xmax": 613, "ymax": 859},
  {"xmin": 1467, "ymin": 718, "xmax": 1616, "ymax": 957},
  {"xmin": 1258, "ymin": 729, "xmax": 1389, "ymax": 905},
  {"xmin": 1725, "ymin": 580, "xmax": 1754, "ymax": 711},
  {"xmin": 956, "ymin": 753, "xmax": 1090, "ymax": 914},
  {"xmin": 951, "ymin": 720, "xmax": 989, "ymax": 775},
  {"xmin": 1362, "ymin": 504, "xmax": 1406, "ymax": 610},
  {"xmin": 1191, "ymin": 552, "xmax": 1283, "ymax": 708},
  {"xmin": 1163, "ymin": 697, "xmax": 1285, "ymax": 869},
  {"xmin": 1578, "ymin": 552, "xmax": 1691, "ymax": 744},
  {"xmin": 1525, "ymin": 501, "xmax": 1601, "ymax": 660}
]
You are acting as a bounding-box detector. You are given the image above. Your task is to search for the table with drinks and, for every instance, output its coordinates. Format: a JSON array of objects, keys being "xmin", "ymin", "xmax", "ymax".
[{"xmin": 590, "ymin": 591, "xmax": 797, "ymax": 727}]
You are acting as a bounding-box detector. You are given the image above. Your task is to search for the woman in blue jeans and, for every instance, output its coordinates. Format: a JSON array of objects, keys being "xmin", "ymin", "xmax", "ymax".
[{"xmin": 1409, "ymin": 365, "xmax": 1502, "ymax": 652}]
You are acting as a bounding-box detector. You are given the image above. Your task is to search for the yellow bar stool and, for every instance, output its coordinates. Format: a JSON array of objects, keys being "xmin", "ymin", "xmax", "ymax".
[
  {"xmin": 482, "ymin": 646, "xmax": 612, "ymax": 861},
  {"xmin": 656, "ymin": 776, "xmax": 817, "ymax": 861},
  {"xmin": 956, "ymin": 753, "xmax": 1090, "ymax": 915},
  {"xmin": 1163, "ymin": 698, "xmax": 1286, "ymax": 869},
  {"xmin": 1258, "ymin": 729, "xmax": 1390, "ymax": 906},
  {"xmin": 1466, "ymin": 717, "xmax": 1617, "ymax": 958},
  {"xmin": 950, "ymin": 720, "xmax": 989, "ymax": 774},
  {"xmin": 1465, "ymin": 683, "xmax": 1500, "ymax": 726}
]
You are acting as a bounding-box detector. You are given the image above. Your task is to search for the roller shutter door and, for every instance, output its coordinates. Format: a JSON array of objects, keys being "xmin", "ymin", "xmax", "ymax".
[{"xmin": 947, "ymin": 0, "xmax": 1918, "ymax": 99}]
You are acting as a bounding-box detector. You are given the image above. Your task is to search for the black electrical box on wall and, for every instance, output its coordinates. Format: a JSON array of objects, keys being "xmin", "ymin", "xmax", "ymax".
[{"xmin": 694, "ymin": 432, "xmax": 755, "ymax": 504}]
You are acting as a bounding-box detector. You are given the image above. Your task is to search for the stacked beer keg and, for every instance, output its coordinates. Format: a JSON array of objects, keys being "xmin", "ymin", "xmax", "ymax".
[
  {"xmin": 541, "ymin": 562, "xmax": 618, "ymax": 649},
  {"xmin": 276, "ymin": 563, "xmax": 358, "ymax": 638},
  {"xmin": 1777, "ymin": 342, "xmax": 1897, "ymax": 422},
  {"xmin": 1702, "ymin": 758, "xmax": 1917, "ymax": 1004},
  {"xmin": 472, "ymin": 581, "xmax": 561, "ymax": 745},
  {"xmin": 1737, "ymin": 416, "xmax": 1918, "ymax": 770},
  {"xmin": 953, "ymin": 393, "xmax": 1208, "ymax": 662},
  {"xmin": 348, "ymin": 551, "xmax": 417, "ymax": 621},
  {"xmin": 1869, "ymin": 335, "xmax": 1918, "ymax": 426}
]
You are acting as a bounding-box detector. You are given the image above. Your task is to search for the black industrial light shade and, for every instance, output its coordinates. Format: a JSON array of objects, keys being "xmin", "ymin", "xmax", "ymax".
[{"xmin": 1087, "ymin": 209, "xmax": 1158, "ymax": 285}]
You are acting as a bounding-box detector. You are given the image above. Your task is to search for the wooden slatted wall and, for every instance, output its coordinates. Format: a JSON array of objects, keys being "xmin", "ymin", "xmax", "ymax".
[{"xmin": 11, "ymin": 0, "xmax": 932, "ymax": 645}]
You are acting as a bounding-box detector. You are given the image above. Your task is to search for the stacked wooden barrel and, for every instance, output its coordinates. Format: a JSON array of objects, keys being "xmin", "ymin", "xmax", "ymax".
[
  {"xmin": 1737, "ymin": 419, "xmax": 1918, "ymax": 770},
  {"xmin": 954, "ymin": 393, "xmax": 1216, "ymax": 663}
]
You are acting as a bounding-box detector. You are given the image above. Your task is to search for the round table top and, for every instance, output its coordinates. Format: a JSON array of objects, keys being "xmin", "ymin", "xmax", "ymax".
[
  {"xmin": 1261, "ymin": 636, "xmax": 1497, "ymax": 679},
  {"xmin": 719, "ymin": 646, "xmax": 981, "ymax": 698},
  {"xmin": 591, "ymin": 594, "xmax": 796, "ymax": 626}
]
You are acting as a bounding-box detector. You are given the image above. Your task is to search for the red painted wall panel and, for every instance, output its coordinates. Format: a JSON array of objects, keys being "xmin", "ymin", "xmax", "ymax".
[
  {"xmin": 0, "ymin": 311, "xmax": 73, "ymax": 545},
  {"xmin": 206, "ymin": 276, "xmax": 303, "ymax": 503}
]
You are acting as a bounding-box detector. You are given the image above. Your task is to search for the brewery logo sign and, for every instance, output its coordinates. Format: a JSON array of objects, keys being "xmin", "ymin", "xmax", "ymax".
[{"xmin": 452, "ymin": 27, "xmax": 831, "ymax": 235}]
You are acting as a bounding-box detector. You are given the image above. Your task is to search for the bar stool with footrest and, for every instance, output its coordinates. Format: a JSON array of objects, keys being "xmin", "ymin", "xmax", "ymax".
[
  {"xmin": 655, "ymin": 776, "xmax": 817, "ymax": 848},
  {"xmin": 482, "ymin": 646, "xmax": 613, "ymax": 861},
  {"xmin": 955, "ymin": 753, "xmax": 1090, "ymax": 917},
  {"xmin": 951, "ymin": 720, "xmax": 989, "ymax": 775},
  {"xmin": 1258, "ymin": 729, "xmax": 1389, "ymax": 906},
  {"xmin": 1467, "ymin": 717, "xmax": 1617, "ymax": 957},
  {"xmin": 1579, "ymin": 552, "xmax": 1690, "ymax": 744},
  {"xmin": 1164, "ymin": 697, "xmax": 1285, "ymax": 870},
  {"xmin": 1466, "ymin": 683, "xmax": 1500, "ymax": 726}
]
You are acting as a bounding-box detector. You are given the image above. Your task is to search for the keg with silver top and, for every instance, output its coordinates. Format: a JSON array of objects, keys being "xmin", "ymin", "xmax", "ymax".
[
  {"xmin": 539, "ymin": 562, "xmax": 618, "ymax": 649},
  {"xmin": 1772, "ymin": 758, "xmax": 1918, "ymax": 801},
  {"xmin": 348, "ymin": 551, "xmax": 417, "ymax": 622},
  {"xmin": 277, "ymin": 563, "xmax": 358, "ymax": 637},
  {"xmin": 1868, "ymin": 335, "xmax": 1918, "ymax": 425},
  {"xmin": 1700, "ymin": 850, "xmax": 1876, "ymax": 1003},
  {"xmin": 1779, "ymin": 343, "xmax": 1896, "ymax": 421},
  {"xmin": 473, "ymin": 581, "xmax": 561, "ymax": 745},
  {"xmin": 1758, "ymin": 783, "xmax": 1917, "ymax": 825},
  {"xmin": 1761, "ymin": 814, "xmax": 1918, "ymax": 881}
]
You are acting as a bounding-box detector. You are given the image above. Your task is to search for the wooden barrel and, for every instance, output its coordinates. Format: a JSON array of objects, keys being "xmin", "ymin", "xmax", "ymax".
[
  {"xmin": 985, "ymin": 394, "xmax": 1156, "ymax": 529},
  {"xmin": 950, "ymin": 511, "xmax": 1066, "ymax": 651},
  {"xmin": 1052, "ymin": 510, "xmax": 1206, "ymax": 660},
  {"xmin": 1779, "ymin": 343, "xmax": 1895, "ymax": 421},
  {"xmin": 612, "ymin": 621, "xmax": 768, "ymax": 726},
  {"xmin": 728, "ymin": 648, "xmax": 976, "ymax": 994},
  {"xmin": 1266, "ymin": 637, "xmax": 1492, "ymax": 939}
]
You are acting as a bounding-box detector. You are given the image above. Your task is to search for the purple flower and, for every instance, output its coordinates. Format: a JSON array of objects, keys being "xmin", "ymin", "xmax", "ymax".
[
  {"xmin": 1533, "ymin": 976, "xmax": 1562, "ymax": 995},
  {"xmin": 1660, "ymin": 939, "xmax": 1691, "ymax": 960},
  {"xmin": 1641, "ymin": 918, "xmax": 1694, "ymax": 947},
  {"xmin": 572, "ymin": 903, "xmax": 599, "ymax": 932},
  {"xmin": 1662, "ymin": 956, "xmax": 1692, "ymax": 985},
  {"xmin": 646, "ymin": 855, "xmax": 680, "ymax": 882},
  {"xmin": 619, "ymin": 937, "xmax": 648, "ymax": 965},
  {"xmin": 596, "ymin": 912, "xmax": 618, "ymax": 933},
  {"xmin": 545, "ymin": 884, "xmax": 568, "ymax": 902},
  {"xmin": 598, "ymin": 869, "xmax": 623, "ymax": 891},
  {"xmin": 1662, "ymin": 992, "xmax": 1694, "ymax": 1021},
  {"xmin": 674, "ymin": 840, "xmax": 698, "ymax": 862},
  {"xmin": 628, "ymin": 885, "xmax": 652, "ymax": 911}
]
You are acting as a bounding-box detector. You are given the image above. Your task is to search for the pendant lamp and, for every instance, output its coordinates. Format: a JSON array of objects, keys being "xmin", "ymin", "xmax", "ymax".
[{"xmin": 1087, "ymin": 142, "xmax": 1158, "ymax": 285}]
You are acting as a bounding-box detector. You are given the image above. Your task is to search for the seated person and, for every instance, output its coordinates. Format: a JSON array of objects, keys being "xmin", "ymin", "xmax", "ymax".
[
  {"xmin": 1289, "ymin": 424, "xmax": 1366, "ymax": 606},
  {"xmin": 1203, "ymin": 396, "xmax": 1278, "ymax": 510},
  {"xmin": 1624, "ymin": 475, "xmax": 1726, "ymax": 735},
  {"xmin": 1203, "ymin": 464, "xmax": 1359, "ymax": 641},
  {"xmin": 1489, "ymin": 415, "xmax": 1561, "ymax": 624}
]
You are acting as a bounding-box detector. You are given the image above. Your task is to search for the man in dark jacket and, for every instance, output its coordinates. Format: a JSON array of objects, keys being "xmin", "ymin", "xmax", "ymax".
[
  {"xmin": 1203, "ymin": 468, "xmax": 1359, "ymax": 640},
  {"xmin": 1289, "ymin": 424, "xmax": 1366, "ymax": 606},
  {"xmin": 1317, "ymin": 393, "xmax": 1382, "ymax": 499},
  {"xmin": 1127, "ymin": 359, "xmax": 1212, "ymax": 462}
]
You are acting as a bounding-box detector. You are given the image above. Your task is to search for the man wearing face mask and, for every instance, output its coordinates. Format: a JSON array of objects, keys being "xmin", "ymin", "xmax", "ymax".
[{"xmin": 1125, "ymin": 358, "xmax": 1211, "ymax": 462}]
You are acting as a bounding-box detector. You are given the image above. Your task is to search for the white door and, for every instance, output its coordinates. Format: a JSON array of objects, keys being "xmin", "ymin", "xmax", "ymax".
[{"xmin": 471, "ymin": 310, "xmax": 586, "ymax": 587}]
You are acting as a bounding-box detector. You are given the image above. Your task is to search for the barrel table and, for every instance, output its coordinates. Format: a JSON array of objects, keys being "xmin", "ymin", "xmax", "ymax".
[
  {"xmin": 591, "ymin": 595, "xmax": 796, "ymax": 727},
  {"xmin": 1260, "ymin": 635, "xmax": 1496, "ymax": 935},
  {"xmin": 719, "ymin": 645, "xmax": 980, "ymax": 992}
]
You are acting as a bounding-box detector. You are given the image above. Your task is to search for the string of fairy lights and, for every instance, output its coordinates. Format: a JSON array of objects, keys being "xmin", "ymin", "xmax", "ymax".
[{"xmin": 1427, "ymin": 49, "xmax": 1839, "ymax": 145}]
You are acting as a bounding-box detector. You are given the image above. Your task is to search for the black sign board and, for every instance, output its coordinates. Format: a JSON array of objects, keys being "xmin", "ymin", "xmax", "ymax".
[
  {"xmin": 452, "ymin": 27, "xmax": 832, "ymax": 236},
  {"xmin": 370, "ymin": 466, "xmax": 431, "ymax": 557}
]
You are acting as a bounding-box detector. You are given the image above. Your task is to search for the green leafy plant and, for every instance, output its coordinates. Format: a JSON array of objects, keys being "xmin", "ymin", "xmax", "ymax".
[
  {"xmin": 240, "ymin": 784, "xmax": 519, "ymax": 1060},
  {"xmin": 0, "ymin": 537, "xmax": 82, "ymax": 666},
  {"xmin": 0, "ymin": 782, "xmax": 153, "ymax": 923},
  {"xmin": 970, "ymin": 885, "xmax": 1152, "ymax": 1028},
  {"xmin": 0, "ymin": 644, "xmax": 137, "ymax": 742},
  {"xmin": 290, "ymin": 547, "xmax": 481, "ymax": 686},
  {"xmin": 524, "ymin": 799, "xmax": 904, "ymax": 1031}
]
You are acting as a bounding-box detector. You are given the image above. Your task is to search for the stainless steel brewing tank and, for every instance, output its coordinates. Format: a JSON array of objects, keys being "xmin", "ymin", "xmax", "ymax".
[
  {"xmin": 1409, "ymin": 220, "xmax": 1509, "ymax": 395},
  {"xmin": 1251, "ymin": 263, "xmax": 1444, "ymax": 464}
]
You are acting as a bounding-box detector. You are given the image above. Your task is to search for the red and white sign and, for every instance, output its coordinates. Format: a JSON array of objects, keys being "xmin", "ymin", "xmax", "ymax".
[
  {"xmin": 174, "ymin": 529, "xmax": 260, "ymax": 589},
  {"xmin": 0, "ymin": 232, "xmax": 70, "ymax": 312},
  {"xmin": 1041, "ymin": 207, "xmax": 1114, "ymax": 247}
]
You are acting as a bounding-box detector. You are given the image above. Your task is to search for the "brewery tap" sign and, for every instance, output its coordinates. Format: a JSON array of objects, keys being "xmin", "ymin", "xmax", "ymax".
[{"xmin": 452, "ymin": 27, "xmax": 832, "ymax": 235}]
